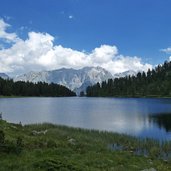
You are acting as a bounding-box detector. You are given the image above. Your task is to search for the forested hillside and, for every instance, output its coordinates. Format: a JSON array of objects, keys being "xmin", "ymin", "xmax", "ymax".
[
  {"xmin": 86, "ymin": 61, "xmax": 171, "ymax": 97},
  {"xmin": 0, "ymin": 78, "xmax": 76, "ymax": 97}
]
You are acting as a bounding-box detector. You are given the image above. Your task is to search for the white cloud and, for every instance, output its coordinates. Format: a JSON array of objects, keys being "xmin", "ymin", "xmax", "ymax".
[
  {"xmin": 90, "ymin": 45, "xmax": 118, "ymax": 64},
  {"xmin": 101, "ymin": 55, "xmax": 152, "ymax": 74},
  {"xmin": 68, "ymin": 15, "xmax": 74, "ymax": 19},
  {"xmin": 160, "ymin": 47, "xmax": 171, "ymax": 54},
  {"xmin": 0, "ymin": 19, "xmax": 19, "ymax": 43},
  {"xmin": 0, "ymin": 19, "xmax": 152, "ymax": 76},
  {"xmin": 169, "ymin": 56, "xmax": 171, "ymax": 61}
]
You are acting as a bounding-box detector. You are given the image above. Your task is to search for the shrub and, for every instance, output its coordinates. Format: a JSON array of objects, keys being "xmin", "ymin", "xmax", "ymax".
[
  {"xmin": 0, "ymin": 130, "xmax": 5, "ymax": 144},
  {"xmin": 15, "ymin": 137, "xmax": 23, "ymax": 154},
  {"xmin": 47, "ymin": 139, "xmax": 57, "ymax": 148}
]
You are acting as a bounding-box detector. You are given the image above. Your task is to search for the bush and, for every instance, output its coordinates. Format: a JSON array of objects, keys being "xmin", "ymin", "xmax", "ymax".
[
  {"xmin": 47, "ymin": 139, "xmax": 57, "ymax": 148},
  {"xmin": 15, "ymin": 137, "xmax": 23, "ymax": 154},
  {"xmin": 0, "ymin": 130, "xmax": 5, "ymax": 144},
  {"xmin": 149, "ymin": 146, "xmax": 160, "ymax": 158}
]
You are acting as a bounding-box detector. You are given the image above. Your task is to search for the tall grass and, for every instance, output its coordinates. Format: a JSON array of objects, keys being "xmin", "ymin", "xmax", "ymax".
[{"xmin": 0, "ymin": 120, "xmax": 171, "ymax": 170}]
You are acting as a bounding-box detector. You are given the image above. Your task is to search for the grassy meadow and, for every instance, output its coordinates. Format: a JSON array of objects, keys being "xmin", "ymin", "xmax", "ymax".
[{"xmin": 0, "ymin": 119, "xmax": 171, "ymax": 171}]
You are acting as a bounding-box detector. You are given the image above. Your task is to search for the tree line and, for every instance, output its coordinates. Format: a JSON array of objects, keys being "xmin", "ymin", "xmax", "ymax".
[
  {"xmin": 86, "ymin": 60, "xmax": 171, "ymax": 97},
  {"xmin": 0, "ymin": 78, "xmax": 76, "ymax": 97}
]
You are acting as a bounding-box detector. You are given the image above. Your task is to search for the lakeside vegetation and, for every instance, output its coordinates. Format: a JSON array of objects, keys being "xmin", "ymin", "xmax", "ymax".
[
  {"xmin": 86, "ymin": 60, "xmax": 171, "ymax": 97},
  {"xmin": 0, "ymin": 119, "xmax": 171, "ymax": 170},
  {"xmin": 0, "ymin": 78, "xmax": 76, "ymax": 97}
]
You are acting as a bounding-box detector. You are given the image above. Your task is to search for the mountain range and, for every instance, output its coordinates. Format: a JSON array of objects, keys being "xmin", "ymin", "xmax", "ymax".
[
  {"xmin": 0, "ymin": 67, "xmax": 137, "ymax": 95},
  {"xmin": 14, "ymin": 67, "xmax": 114, "ymax": 95}
]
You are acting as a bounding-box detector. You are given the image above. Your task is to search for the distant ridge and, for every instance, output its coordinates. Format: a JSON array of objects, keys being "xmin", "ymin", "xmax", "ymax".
[
  {"xmin": 14, "ymin": 66, "xmax": 113, "ymax": 95},
  {"xmin": 0, "ymin": 73, "xmax": 9, "ymax": 79}
]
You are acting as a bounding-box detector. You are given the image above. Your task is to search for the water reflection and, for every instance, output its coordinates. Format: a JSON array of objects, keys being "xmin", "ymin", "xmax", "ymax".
[
  {"xmin": 1, "ymin": 97, "xmax": 171, "ymax": 140},
  {"xmin": 149, "ymin": 113, "xmax": 171, "ymax": 132}
]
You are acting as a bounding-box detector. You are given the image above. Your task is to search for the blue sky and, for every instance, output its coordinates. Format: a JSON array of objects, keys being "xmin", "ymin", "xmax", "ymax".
[{"xmin": 0, "ymin": 0, "xmax": 171, "ymax": 75}]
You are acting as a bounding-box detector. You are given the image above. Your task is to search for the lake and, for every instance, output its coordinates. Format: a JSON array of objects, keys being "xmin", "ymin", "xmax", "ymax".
[{"xmin": 1, "ymin": 97, "xmax": 171, "ymax": 140}]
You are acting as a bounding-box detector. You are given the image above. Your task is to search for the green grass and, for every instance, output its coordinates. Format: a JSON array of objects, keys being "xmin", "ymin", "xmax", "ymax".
[{"xmin": 0, "ymin": 120, "xmax": 171, "ymax": 171}]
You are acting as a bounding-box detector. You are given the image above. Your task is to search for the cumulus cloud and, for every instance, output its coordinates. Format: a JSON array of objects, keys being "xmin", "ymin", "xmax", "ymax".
[
  {"xmin": 160, "ymin": 47, "xmax": 171, "ymax": 54},
  {"xmin": 90, "ymin": 45, "xmax": 118, "ymax": 64},
  {"xmin": 0, "ymin": 19, "xmax": 19, "ymax": 43},
  {"xmin": 0, "ymin": 19, "xmax": 152, "ymax": 76},
  {"xmin": 101, "ymin": 55, "xmax": 152, "ymax": 74}
]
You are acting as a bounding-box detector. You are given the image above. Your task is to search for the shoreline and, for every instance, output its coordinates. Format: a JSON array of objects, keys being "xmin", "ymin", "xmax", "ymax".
[
  {"xmin": 0, "ymin": 119, "xmax": 171, "ymax": 170},
  {"xmin": 1, "ymin": 95, "xmax": 171, "ymax": 99}
]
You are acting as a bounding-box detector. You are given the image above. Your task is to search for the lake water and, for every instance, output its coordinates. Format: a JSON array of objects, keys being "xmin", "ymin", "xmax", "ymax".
[{"xmin": 1, "ymin": 97, "xmax": 171, "ymax": 140}]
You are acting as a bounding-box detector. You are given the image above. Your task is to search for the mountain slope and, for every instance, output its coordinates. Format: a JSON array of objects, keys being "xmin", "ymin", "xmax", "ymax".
[
  {"xmin": 0, "ymin": 73, "xmax": 9, "ymax": 79},
  {"xmin": 14, "ymin": 67, "xmax": 113, "ymax": 95},
  {"xmin": 114, "ymin": 70, "xmax": 137, "ymax": 78}
]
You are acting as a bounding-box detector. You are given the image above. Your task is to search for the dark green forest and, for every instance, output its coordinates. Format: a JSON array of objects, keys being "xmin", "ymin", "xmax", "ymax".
[
  {"xmin": 86, "ymin": 60, "xmax": 171, "ymax": 97},
  {"xmin": 0, "ymin": 78, "xmax": 76, "ymax": 97}
]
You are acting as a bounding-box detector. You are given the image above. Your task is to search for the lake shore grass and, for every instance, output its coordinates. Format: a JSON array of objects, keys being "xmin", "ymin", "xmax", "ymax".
[{"xmin": 0, "ymin": 119, "xmax": 171, "ymax": 171}]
